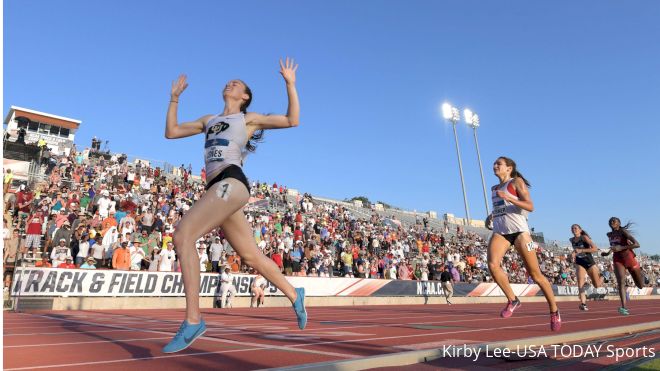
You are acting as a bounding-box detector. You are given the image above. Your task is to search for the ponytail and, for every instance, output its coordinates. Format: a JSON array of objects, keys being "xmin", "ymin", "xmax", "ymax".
[
  {"xmin": 511, "ymin": 170, "xmax": 531, "ymax": 188},
  {"xmin": 499, "ymin": 157, "xmax": 531, "ymax": 188}
]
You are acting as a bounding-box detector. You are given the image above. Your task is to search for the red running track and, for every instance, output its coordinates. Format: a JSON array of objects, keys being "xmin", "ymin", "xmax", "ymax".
[{"xmin": 3, "ymin": 300, "xmax": 659, "ymax": 370}]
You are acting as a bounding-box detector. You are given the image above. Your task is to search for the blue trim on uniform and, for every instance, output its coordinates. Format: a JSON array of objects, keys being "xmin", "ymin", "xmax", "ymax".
[{"xmin": 205, "ymin": 138, "xmax": 230, "ymax": 148}]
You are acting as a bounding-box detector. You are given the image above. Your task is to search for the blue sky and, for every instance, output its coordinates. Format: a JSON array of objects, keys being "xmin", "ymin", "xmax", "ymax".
[{"xmin": 4, "ymin": 1, "xmax": 659, "ymax": 253}]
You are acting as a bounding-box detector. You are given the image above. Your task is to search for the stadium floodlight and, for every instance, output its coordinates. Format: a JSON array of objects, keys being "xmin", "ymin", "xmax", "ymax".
[
  {"xmin": 464, "ymin": 108, "xmax": 489, "ymax": 215},
  {"xmin": 442, "ymin": 102, "xmax": 471, "ymax": 225},
  {"xmin": 442, "ymin": 103, "xmax": 453, "ymax": 120}
]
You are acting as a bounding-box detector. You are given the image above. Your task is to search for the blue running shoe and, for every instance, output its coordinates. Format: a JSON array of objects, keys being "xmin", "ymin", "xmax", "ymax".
[
  {"xmin": 163, "ymin": 319, "xmax": 207, "ymax": 353},
  {"xmin": 292, "ymin": 287, "xmax": 307, "ymax": 330}
]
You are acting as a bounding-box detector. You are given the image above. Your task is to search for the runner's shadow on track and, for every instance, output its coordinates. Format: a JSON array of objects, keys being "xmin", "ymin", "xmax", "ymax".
[
  {"xmin": 44, "ymin": 311, "xmax": 157, "ymax": 360},
  {"xmin": 41, "ymin": 313, "xmax": 280, "ymax": 369}
]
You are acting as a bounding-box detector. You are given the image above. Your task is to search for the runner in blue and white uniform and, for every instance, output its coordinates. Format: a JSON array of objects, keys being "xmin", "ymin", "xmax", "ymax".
[
  {"xmin": 486, "ymin": 156, "xmax": 561, "ymax": 331},
  {"xmin": 162, "ymin": 58, "xmax": 307, "ymax": 353}
]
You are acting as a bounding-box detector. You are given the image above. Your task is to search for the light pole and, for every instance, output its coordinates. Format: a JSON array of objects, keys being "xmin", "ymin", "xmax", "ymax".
[
  {"xmin": 464, "ymin": 109, "xmax": 490, "ymax": 216},
  {"xmin": 442, "ymin": 102, "xmax": 471, "ymax": 225}
]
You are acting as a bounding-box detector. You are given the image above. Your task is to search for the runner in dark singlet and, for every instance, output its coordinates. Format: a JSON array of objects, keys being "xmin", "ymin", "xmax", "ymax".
[{"xmin": 569, "ymin": 224, "xmax": 605, "ymax": 311}]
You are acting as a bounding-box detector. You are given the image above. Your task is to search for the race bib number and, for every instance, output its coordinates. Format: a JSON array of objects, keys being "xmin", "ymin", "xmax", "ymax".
[
  {"xmin": 206, "ymin": 147, "xmax": 224, "ymax": 162},
  {"xmin": 205, "ymin": 138, "xmax": 230, "ymax": 163},
  {"xmin": 493, "ymin": 206, "xmax": 506, "ymax": 217},
  {"xmin": 526, "ymin": 241, "xmax": 537, "ymax": 252}
]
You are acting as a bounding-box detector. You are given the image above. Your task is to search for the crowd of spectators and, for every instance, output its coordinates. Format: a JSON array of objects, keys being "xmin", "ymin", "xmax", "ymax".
[{"xmin": 3, "ymin": 145, "xmax": 660, "ymax": 294}]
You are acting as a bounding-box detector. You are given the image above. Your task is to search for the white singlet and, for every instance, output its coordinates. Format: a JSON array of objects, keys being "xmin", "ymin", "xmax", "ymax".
[
  {"xmin": 491, "ymin": 179, "xmax": 529, "ymax": 235},
  {"xmin": 203, "ymin": 113, "xmax": 248, "ymax": 177}
]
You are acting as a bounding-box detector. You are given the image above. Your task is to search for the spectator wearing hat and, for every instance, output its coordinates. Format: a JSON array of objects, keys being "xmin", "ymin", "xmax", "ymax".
[
  {"xmin": 209, "ymin": 237, "xmax": 223, "ymax": 273},
  {"xmin": 147, "ymin": 246, "xmax": 160, "ymax": 272},
  {"xmin": 130, "ymin": 239, "xmax": 146, "ymax": 271},
  {"xmin": 112, "ymin": 241, "xmax": 131, "ymax": 270},
  {"xmin": 50, "ymin": 220, "xmax": 72, "ymax": 253},
  {"xmin": 80, "ymin": 256, "xmax": 97, "ymax": 269},
  {"xmin": 71, "ymin": 209, "xmax": 87, "ymax": 233},
  {"xmin": 50, "ymin": 239, "xmax": 71, "ymax": 268},
  {"xmin": 97, "ymin": 191, "xmax": 112, "ymax": 219},
  {"xmin": 158, "ymin": 242, "xmax": 176, "ymax": 272},
  {"xmin": 197, "ymin": 244, "xmax": 209, "ymax": 272}
]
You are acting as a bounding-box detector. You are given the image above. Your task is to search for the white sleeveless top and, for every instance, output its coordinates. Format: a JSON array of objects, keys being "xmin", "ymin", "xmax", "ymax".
[
  {"xmin": 203, "ymin": 113, "xmax": 248, "ymax": 177},
  {"xmin": 491, "ymin": 179, "xmax": 529, "ymax": 235}
]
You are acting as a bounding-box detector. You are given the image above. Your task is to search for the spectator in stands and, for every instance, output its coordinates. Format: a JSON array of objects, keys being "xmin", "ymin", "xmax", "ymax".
[
  {"xmin": 228, "ymin": 251, "xmax": 241, "ymax": 274},
  {"xmin": 210, "ymin": 237, "xmax": 223, "ymax": 272},
  {"xmin": 3, "ymin": 169, "xmax": 12, "ymax": 194},
  {"xmin": 16, "ymin": 185, "xmax": 33, "ymax": 220},
  {"xmin": 340, "ymin": 247, "xmax": 353, "ymax": 277},
  {"xmin": 198, "ymin": 244, "xmax": 209, "ymax": 272},
  {"xmin": 35, "ymin": 254, "xmax": 52, "ymax": 268},
  {"xmin": 3, "ymin": 229, "xmax": 20, "ymax": 291},
  {"xmin": 131, "ymin": 240, "xmax": 146, "ymax": 271},
  {"xmin": 147, "ymin": 247, "xmax": 160, "ymax": 272},
  {"xmin": 51, "ymin": 239, "xmax": 71, "ymax": 268},
  {"xmin": 159, "ymin": 242, "xmax": 176, "ymax": 272},
  {"xmin": 112, "ymin": 241, "xmax": 131, "ymax": 270},
  {"xmin": 76, "ymin": 233, "xmax": 91, "ymax": 266},
  {"xmin": 271, "ymin": 248, "xmax": 283, "ymax": 273},
  {"xmin": 80, "ymin": 256, "xmax": 97, "ymax": 269},
  {"xmin": 59, "ymin": 257, "xmax": 76, "ymax": 269}
]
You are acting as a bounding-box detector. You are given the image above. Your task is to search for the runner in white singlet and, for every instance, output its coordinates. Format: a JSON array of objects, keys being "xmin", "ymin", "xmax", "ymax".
[
  {"xmin": 486, "ymin": 156, "xmax": 561, "ymax": 331},
  {"xmin": 162, "ymin": 58, "xmax": 307, "ymax": 353}
]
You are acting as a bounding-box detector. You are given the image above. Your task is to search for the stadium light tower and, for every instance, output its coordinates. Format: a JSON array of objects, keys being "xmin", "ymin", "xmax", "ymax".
[
  {"xmin": 464, "ymin": 109, "xmax": 490, "ymax": 216},
  {"xmin": 442, "ymin": 102, "xmax": 471, "ymax": 225}
]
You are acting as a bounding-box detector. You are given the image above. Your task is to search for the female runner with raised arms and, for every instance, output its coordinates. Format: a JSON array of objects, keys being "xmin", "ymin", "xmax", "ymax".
[{"xmin": 162, "ymin": 58, "xmax": 306, "ymax": 353}]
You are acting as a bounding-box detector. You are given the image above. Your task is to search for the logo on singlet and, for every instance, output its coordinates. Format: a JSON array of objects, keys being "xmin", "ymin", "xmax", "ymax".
[{"xmin": 206, "ymin": 121, "xmax": 230, "ymax": 139}]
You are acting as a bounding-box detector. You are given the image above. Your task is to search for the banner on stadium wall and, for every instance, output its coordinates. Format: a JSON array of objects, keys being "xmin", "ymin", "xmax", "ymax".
[
  {"xmin": 9, "ymin": 268, "xmax": 659, "ymax": 298},
  {"xmin": 9, "ymin": 268, "xmax": 376, "ymax": 298}
]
